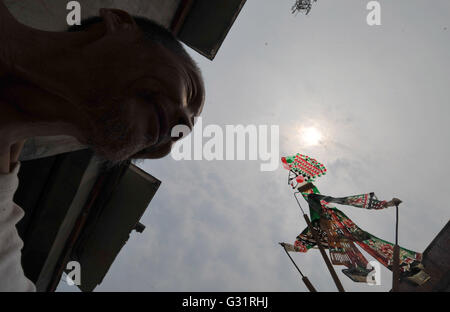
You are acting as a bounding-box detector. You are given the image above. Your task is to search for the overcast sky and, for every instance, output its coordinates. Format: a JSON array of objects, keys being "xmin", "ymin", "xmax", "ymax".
[{"xmin": 58, "ymin": 0, "xmax": 450, "ymax": 292}]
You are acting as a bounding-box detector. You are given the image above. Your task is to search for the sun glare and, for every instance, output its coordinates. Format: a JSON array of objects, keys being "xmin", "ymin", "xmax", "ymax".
[{"xmin": 299, "ymin": 127, "xmax": 323, "ymax": 146}]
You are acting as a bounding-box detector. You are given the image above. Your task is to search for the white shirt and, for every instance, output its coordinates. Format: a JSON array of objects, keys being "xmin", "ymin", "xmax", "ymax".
[{"xmin": 0, "ymin": 162, "xmax": 36, "ymax": 292}]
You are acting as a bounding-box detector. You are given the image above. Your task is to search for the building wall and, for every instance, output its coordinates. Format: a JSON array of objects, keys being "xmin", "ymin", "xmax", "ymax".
[
  {"xmin": 14, "ymin": 149, "xmax": 98, "ymax": 289},
  {"xmin": 397, "ymin": 221, "xmax": 450, "ymax": 291},
  {"xmin": 5, "ymin": 0, "xmax": 180, "ymax": 31}
]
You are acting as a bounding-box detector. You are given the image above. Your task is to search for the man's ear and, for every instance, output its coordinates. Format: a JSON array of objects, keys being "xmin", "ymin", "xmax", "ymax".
[{"xmin": 99, "ymin": 8, "xmax": 137, "ymax": 33}]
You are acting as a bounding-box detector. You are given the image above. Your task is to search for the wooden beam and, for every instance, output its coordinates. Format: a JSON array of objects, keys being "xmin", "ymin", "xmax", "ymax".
[{"xmin": 170, "ymin": 0, "xmax": 195, "ymax": 36}]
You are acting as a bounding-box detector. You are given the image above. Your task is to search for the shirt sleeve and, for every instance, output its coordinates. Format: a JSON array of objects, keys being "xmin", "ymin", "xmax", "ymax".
[{"xmin": 0, "ymin": 162, "xmax": 36, "ymax": 292}]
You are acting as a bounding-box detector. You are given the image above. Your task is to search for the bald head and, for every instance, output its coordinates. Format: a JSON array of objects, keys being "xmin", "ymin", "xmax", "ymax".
[{"xmin": 68, "ymin": 15, "xmax": 198, "ymax": 75}]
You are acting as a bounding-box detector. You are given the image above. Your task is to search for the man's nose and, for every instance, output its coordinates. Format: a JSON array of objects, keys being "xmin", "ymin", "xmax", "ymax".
[{"xmin": 171, "ymin": 108, "xmax": 193, "ymax": 142}]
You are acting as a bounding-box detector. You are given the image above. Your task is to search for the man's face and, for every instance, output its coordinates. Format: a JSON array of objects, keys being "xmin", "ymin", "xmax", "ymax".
[{"xmin": 76, "ymin": 10, "xmax": 204, "ymax": 163}]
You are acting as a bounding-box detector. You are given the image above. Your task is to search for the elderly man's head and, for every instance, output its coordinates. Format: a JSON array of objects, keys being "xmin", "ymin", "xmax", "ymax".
[
  {"xmin": 0, "ymin": 8, "xmax": 204, "ymax": 163},
  {"xmin": 65, "ymin": 9, "xmax": 204, "ymax": 163}
]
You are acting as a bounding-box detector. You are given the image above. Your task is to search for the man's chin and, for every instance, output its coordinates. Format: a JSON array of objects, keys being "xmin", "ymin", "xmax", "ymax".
[
  {"xmin": 131, "ymin": 141, "xmax": 173, "ymax": 159},
  {"xmin": 81, "ymin": 132, "xmax": 172, "ymax": 162},
  {"xmin": 87, "ymin": 141, "xmax": 142, "ymax": 165}
]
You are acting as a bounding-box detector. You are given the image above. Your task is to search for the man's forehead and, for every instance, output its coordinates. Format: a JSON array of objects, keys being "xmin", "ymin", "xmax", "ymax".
[{"xmin": 139, "ymin": 45, "xmax": 204, "ymax": 114}]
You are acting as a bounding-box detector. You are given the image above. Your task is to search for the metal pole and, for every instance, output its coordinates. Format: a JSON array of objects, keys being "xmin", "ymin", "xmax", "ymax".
[
  {"xmin": 392, "ymin": 204, "xmax": 400, "ymax": 292},
  {"xmin": 294, "ymin": 193, "xmax": 345, "ymax": 292},
  {"xmin": 303, "ymin": 213, "xmax": 345, "ymax": 292},
  {"xmin": 280, "ymin": 244, "xmax": 317, "ymax": 292}
]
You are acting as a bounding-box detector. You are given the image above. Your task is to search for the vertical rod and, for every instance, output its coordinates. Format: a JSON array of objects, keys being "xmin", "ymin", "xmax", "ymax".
[
  {"xmin": 392, "ymin": 205, "xmax": 400, "ymax": 292},
  {"xmin": 395, "ymin": 204, "xmax": 399, "ymax": 245},
  {"xmin": 294, "ymin": 192, "xmax": 345, "ymax": 292},
  {"xmin": 280, "ymin": 244, "xmax": 317, "ymax": 292},
  {"xmin": 303, "ymin": 213, "xmax": 346, "ymax": 292}
]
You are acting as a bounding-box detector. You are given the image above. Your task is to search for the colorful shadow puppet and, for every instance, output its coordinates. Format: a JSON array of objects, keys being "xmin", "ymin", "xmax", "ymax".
[{"xmin": 281, "ymin": 153, "xmax": 430, "ymax": 286}]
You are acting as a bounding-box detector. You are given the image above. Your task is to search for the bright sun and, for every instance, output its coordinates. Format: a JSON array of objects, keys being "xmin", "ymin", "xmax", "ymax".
[{"xmin": 299, "ymin": 127, "xmax": 323, "ymax": 146}]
